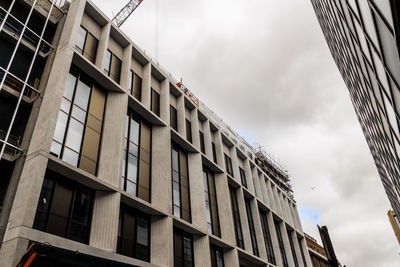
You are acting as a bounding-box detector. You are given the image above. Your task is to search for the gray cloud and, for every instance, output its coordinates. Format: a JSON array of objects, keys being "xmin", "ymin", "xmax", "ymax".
[{"xmin": 94, "ymin": 0, "xmax": 399, "ymax": 265}]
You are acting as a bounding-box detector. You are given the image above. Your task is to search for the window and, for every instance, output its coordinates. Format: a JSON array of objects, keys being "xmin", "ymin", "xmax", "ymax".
[
  {"xmin": 212, "ymin": 142, "xmax": 217, "ymax": 163},
  {"xmin": 122, "ymin": 111, "xmax": 151, "ymax": 202},
  {"xmin": 75, "ymin": 26, "xmax": 98, "ymax": 63},
  {"xmin": 185, "ymin": 120, "xmax": 192, "ymax": 143},
  {"xmin": 298, "ymin": 237, "xmax": 307, "ymax": 267},
  {"xmin": 103, "ymin": 49, "xmax": 121, "ymax": 83},
  {"xmin": 117, "ymin": 205, "xmax": 150, "ymax": 262},
  {"xmin": 245, "ymin": 198, "xmax": 259, "ymax": 256},
  {"xmin": 170, "ymin": 106, "xmax": 178, "ymax": 131},
  {"xmin": 150, "ymin": 88, "xmax": 160, "ymax": 116},
  {"xmin": 210, "ymin": 244, "xmax": 224, "ymax": 267},
  {"xmin": 274, "ymin": 220, "xmax": 288, "ymax": 267},
  {"xmin": 174, "ymin": 228, "xmax": 194, "ymax": 267},
  {"xmin": 224, "ymin": 154, "xmax": 233, "ymax": 177},
  {"xmin": 33, "ymin": 170, "xmax": 94, "ymax": 244},
  {"xmin": 50, "ymin": 66, "xmax": 106, "ymax": 175},
  {"xmin": 199, "ymin": 131, "xmax": 205, "ymax": 154},
  {"xmin": 287, "ymin": 229, "xmax": 299, "ymax": 267},
  {"xmin": 172, "ymin": 144, "xmax": 191, "ymax": 222},
  {"xmin": 239, "ymin": 167, "xmax": 247, "ymax": 188},
  {"xmin": 259, "ymin": 210, "xmax": 275, "ymax": 264},
  {"xmin": 203, "ymin": 167, "xmax": 220, "ymax": 236},
  {"xmin": 229, "ymin": 186, "xmax": 244, "ymax": 249},
  {"xmin": 129, "ymin": 70, "xmax": 142, "ymax": 100}
]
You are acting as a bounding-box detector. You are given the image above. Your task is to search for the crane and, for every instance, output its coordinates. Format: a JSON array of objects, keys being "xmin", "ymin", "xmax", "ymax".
[{"xmin": 112, "ymin": 0, "xmax": 144, "ymax": 27}]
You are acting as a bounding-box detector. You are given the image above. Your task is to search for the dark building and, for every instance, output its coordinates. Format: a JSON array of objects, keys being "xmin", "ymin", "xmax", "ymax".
[{"xmin": 311, "ymin": 0, "xmax": 400, "ymax": 222}]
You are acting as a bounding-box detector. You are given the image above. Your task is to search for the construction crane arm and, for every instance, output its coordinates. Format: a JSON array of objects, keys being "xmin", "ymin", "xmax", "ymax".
[{"xmin": 112, "ymin": 0, "xmax": 143, "ymax": 27}]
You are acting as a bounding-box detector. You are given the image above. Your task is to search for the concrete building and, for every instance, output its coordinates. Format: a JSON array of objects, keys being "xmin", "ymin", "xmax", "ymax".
[
  {"xmin": 0, "ymin": 0, "xmax": 312, "ymax": 266},
  {"xmin": 311, "ymin": 1, "xmax": 400, "ymax": 221},
  {"xmin": 388, "ymin": 209, "xmax": 400, "ymax": 244},
  {"xmin": 304, "ymin": 233, "xmax": 329, "ymax": 267}
]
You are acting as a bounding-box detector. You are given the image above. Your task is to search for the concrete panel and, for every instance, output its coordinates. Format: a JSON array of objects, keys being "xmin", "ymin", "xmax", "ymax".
[
  {"xmin": 193, "ymin": 235, "xmax": 211, "ymax": 267},
  {"xmin": 151, "ymin": 216, "xmax": 174, "ymax": 267}
]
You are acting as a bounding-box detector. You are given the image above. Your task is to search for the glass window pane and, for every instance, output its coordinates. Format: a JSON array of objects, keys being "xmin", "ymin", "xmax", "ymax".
[
  {"xmin": 74, "ymin": 80, "xmax": 91, "ymax": 110},
  {"xmin": 172, "ymin": 148, "xmax": 179, "ymax": 171},
  {"xmin": 60, "ymin": 98, "xmax": 71, "ymax": 113},
  {"xmin": 104, "ymin": 50, "xmax": 112, "ymax": 75},
  {"xmin": 127, "ymin": 180, "xmax": 136, "ymax": 196},
  {"xmin": 62, "ymin": 147, "xmax": 79, "ymax": 166},
  {"xmin": 63, "ymin": 73, "xmax": 77, "ymax": 101},
  {"xmin": 71, "ymin": 105, "xmax": 87, "ymax": 123},
  {"xmin": 50, "ymin": 141, "xmax": 62, "ymax": 157},
  {"xmin": 136, "ymin": 217, "xmax": 149, "ymax": 246},
  {"xmin": 174, "ymin": 205, "xmax": 181, "ymax": 217},
  {"xmin": 130, "ymin": 118, "xmax": 140, "ymax": 145},
  {"xmin": 127, "ymin": 154, "xmax": 138, "ymax": 182},
  {"xmin": 71, "ymin": 189, "xmax": 92, "ymax": 225},
  {"xmin": 65, "ymin": 118, "xmax": 84, "ymax": 152},
  {"xmin": 53, "ymin": 111, "xmax": 68, "ymax": 143},
  {"xmin": 76, "ymin": 26, "xmax": 87, "ymax": 53}
]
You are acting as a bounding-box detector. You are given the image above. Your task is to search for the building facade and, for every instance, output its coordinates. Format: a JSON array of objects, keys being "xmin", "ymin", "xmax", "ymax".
[
  {"xmin": 0, "ymin": 0, "xmax": 312, "ymax": 266},
  {"xmin": 311, "ymin": 1, "xmax": 400, "ymax": 219},
  {"xmin": 304, "ymin": 233, "xmax": 329, "ymax": 267}
]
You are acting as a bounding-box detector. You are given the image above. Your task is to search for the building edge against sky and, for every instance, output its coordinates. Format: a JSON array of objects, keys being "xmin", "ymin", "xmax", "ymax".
[
  {"xmin": 311, "ymin": 0, "xmax": 400, "ymax": 230},
  {"xmin": 0, "ymin": 0, "xmax": 312, "ymax": 266}
]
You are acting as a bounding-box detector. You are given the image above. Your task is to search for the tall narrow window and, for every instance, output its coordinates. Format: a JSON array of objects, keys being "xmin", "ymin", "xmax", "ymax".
[
  {"xmin": 75, "ymin": 26, "xmax": 98, "ymax": 63},
  {"xmin": 203, "ymin": 167, "xmax": 220, "ymax": 236},
  {"xmin": 50, "ymin": 66, "xmax": 106, "ymax": 175},
  {"xmin": 274, "ymin": 220, "xmax": 288, "ymax": 267},
  {"xmin": 117, "ymin": 205, "xmax": 150, "ymax": 262},
  {"xmin": 199, "ymin": 131, "xmax": 205, "ymax": 153},
  {"xmin": 185, "ymin": 120, "xmax": 192, "ymax": 143},
  {"xmin": 170, "ymin": 105, "xmax": 178, "ymax": 131},
  {"xmin": 174, "ymin": 228, "xmax": 194, "ymax": 267},
  {"xmin": 298, "ymin": 237, "xmax": 307, "ymax": 267},
  {"xmin": 210, "ymin": 244, "xmax": 224, "ymax": 267},
  {"xmin": 212, "ymin": 142, "xmax": 217, "ymax": 163},
  {"xmin": 33, "ymin": 170, "xmax": 94, "ymax": 244},
  {"xmin": 151, "ymin": 88, "xmax": 160, "ymax": 116},
  {"xmin": 239, "ymin": 167, "xmax": 247, "ymax": 188},
  {"xmin": 103, "ymin": 49, "xmax": 121, "ymax": 83},
  {"xmin": 224, "ymin": 154, "xmax": 233, "ymax": 177},
  {"xmin": 229, "ymin": 186, "xmax": 244, "ymax": 249},
  {"xmin": 129, "ymin": 70, "xmax": 142, "ymax": 100},
  {"xmin": 122, "ymin": 111, "xmax": 151, "ymax": 202},
  {"xmin": 245, "ymin": 198, "xmax": 259, "ymax": 256},
  {"xmin": 287, "ymin": 229, "xmax": 299, "ymax": 267},
  {"xmin": 172, "ymin": 144, "xmax": 191, "ymax": 222},
  {"xmin": 260, "ymin": 210, "xmax": 276, "ymax": 264}
]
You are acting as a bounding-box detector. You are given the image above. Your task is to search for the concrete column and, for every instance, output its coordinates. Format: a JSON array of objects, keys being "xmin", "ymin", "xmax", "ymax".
[
  {"xmin": 281, "ymin": 223, "xmax": 295, "ymax": 267},
  {"xmin": 0, "ymin": 238, "xmax": 29, "ymax": 267},
  {"xmin": 151, "ymin": 216, "xmax": 174, "ymax": 267},
  {"xmin": 300, "ymin": 236, "xmax": 313, "ymax": 267},
  {"xmin": 141, "ymin": 63, "xmax": 151, "ymax": 109},
  {"xmin": 89, "ymin": 191, "xmax": 120, "ymax": 252},
  {"xmin": 230, "ymin": 147, "xmax": 240, "ymax": 182},
  {"xmin": 97, "ymin": 93, "xmax": 127, "ymax": 187},
  {"xmin": 290, "ymin": 231, "xmax": 304, "ymax": 267},
  {"xmin": 214, "ymin": 130, "xmax": 225, "ymax": 170},
  {"xmin": 251, "ymin": 167, "xmax": 262, "ymax": 199},
  {"xmin": 177, "ymin": 95, "xmax": 186, "ymax": 137},
  {"xmin": 160, "ymin": 79, "xmax": 170, "ymax": 123},
  {"xmin": 280, "ymin": 194, "xmax": 289, "ymax": 223},
  {"xmin": 289, "ymin": 204, "xmax": 300, "ymax": 231},
  {"xmin": 190, "ymin": 109, "xmax": 200, "ymax": 149},
  {"xmin": 272, "ymin": 185, "xmax": 282, "ymax": 217},
  {"xmin": 224, "ymin": 248, "xmax": 240, "ymax": 267},
  {"xmin": 194, "ymin": 235, "xmax": 211, "ymax": 267},
  {"xmin": 95, "ymin": 23, "xmax": 111, "ymax": 70},
  {"xmin": 188, "ymin": 153, "xmax": 207, "ymax": 232},
  {"xmin": 203, "ymin": 120, "xmax": 213, "ymax": 158},
  {"xmin": 294, "ymin": 205, "xmax": 304, "ymax": 233},
  {"xmin": 267, "ymin": 211, "xmax": 283, "ymax": 267},
  {"xmin": 214, "ymin": 173, "xmax": 235, "ymax": 245},
  {"xmin": 120, "ymin": 45, "xmax": 132, "ymax": 92},
  {"xmin": 151, "ymin": 126, "xmax": 172, "ymax": 213},
  {"xmin": 259, "ymin": 173, "xmax": 270, "ymax": 206},
  {"xmin": 284, "ymin": 198, "xmax": 294, "ymax": 227},
  {"xmin": 251, "ymin": 199, "xmax": 267, "ymax": 261},
  {"xmin": 243, "ymin": 160, "xmax": 255, "ymax": 194},
  {"xmin": 266, "ymin": 179, "xmax": 277, "ymax": 212},
  {"xmin": 236, "ymin": 189, "xmax": 252, "ymax": 254}
]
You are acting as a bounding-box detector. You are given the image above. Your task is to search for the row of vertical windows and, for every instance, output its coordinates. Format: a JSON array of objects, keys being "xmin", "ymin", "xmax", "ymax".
[
  {"xmin": 172, "ymin": 143, "xmax": 191, "ymax": 222},
  {"xmin": 186, "ymin": 119, "xmax": 192, "ymax": 143},
  {"xmin": 203, "ymin": 167, "xmax": 220, "ymax": 237},
  {"xmin": 274, "ymin": 220, "xmax": 289, "ymax": 267},
  {"xmin": 298, "ymin": 236, "xmax": 308, "ymax": 267},
  {"xmin": 117, "ymin": 205, "xmax": 150, "ymax": 262},
  {"xmin": 170, "ymin": 105, "xmax": 178, "ymax": 131},
  {"xmin": 129, "ymin": 70, "xmax": 142, "ymax": 100},
  {"xmin": 287, "ymin": 229, "xmax": 299, "ymax": 267},
  {"xmin": 51, "ymin": 66, "xmax": 106, "ymax": 175},
  {"xmin": 33, "ymin": 170, "xmax": 94, "ymax": 244},
  {"xmin": 244, "ymin": 198, "xmax": 259, "ymax": 256},
  {"xmin": 174, "ymin": 228, "xmax": 194, "ymax": 267},
  {"xmin": 121, "ymin": 111, "xmax": 151, "ymax": 202},
  {"xmin": 151, "ymin": 88, "xmax": 160, "ymax": 116},
  {"xmin": 239, "ymin": 167, "xmax": 247, "ymax": 188},
  {"xmin": 104, "ymin": 49, "xmax": 121, "ymax": 83},
  {"xmin": 259, "ymin": 210, "xmax": 276, "ymax": 264},
  {"xmin": 76, "ymin": 26, "xmax": 98, "ymax": 64},
  {"xmin": 210, "ymin": 244, "xmax": 224, "ymax": 267},
  {"xmin": 229, "ymin": 186, "xmax": 244, "ymax": 249},
  {"xmin": 199, "ymin": 131, "xmax": 205, "ymax": 154},
  {"xmin": 212, "ymin": 142, "xmax": 217, "ymax": 163},
  {"xmin": 224, "ymin": 154, "xmax": 233, "ymax": 177}
]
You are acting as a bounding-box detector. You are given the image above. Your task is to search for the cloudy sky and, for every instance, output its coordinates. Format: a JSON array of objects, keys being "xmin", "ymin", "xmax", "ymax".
[{"xmin": 93, "ymin": 0, "xmax": 399, "ymax": 265}]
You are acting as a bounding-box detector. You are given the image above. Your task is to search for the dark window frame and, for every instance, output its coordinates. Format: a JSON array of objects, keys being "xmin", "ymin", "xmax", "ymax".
[
  {"xmin": 229, "ymin": 186, "xmax": 244, "ymax": 249},
  {"xmin": 210, "ymin": 244, "xmax": 224, "ymax": 267},
  {"xmin": 224, "ymin": 154, "xmax": 233, "ymax": 177},
  {"xmin": 129, "ymin": 70, "xmax": 142, "ymax": 100},
  {"xmin": 104, "ymin": 49, "xmax": 121, "ymax": 83},
  {"xmin": 274, "ymin": 220, "xmax": 288, "ymax": 267},
  {"xmin": 170, "ymin": 105, "xmax": 178, "ymax": 131},
  {"xmin": 174, "ymin": 228, "xmax": 194, "ymax": 267},
  {"xmin": 151, "ymin": 88, "xmax": 160, "ymax": 116},
  {"xmin": 185, "ymin": 119, "xmax": 192, "ymax": 143},
  {"xmin": 212, "ymin": 142, "xmax": 217, "ymax": 163},
  {"xmin": 259, "ymin": 210, "xmax": 276, "ymax": 264},
  {"xmin": 244, "ymin": 198, "xmax": 259, "ymax": 256},
  {"xmin": 287, "ymin": 228, "xmax": 299, "ymax": 267},
  {"xmin": 239, "ymin": 167, "xmax": 247, "ymax": 188},
  {"xmin": 75, "ymin": 25, "xmax": 98, "ymax": 63}
]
